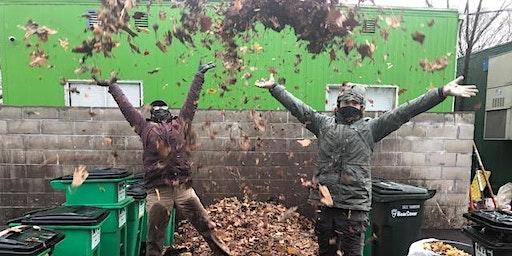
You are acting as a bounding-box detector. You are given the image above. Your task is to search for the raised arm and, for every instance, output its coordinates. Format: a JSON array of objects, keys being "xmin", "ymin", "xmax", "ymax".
[
  {"xmin": 108, "ymin": 83, "xmax": 146, "ymax": 135},
  {"xmin": 179, "ymin": 62, "xmax": 215, "ymax": 124},
  {"xmin": 256, "ymin": 75, "xmax": 327, "ymax": 135},
  {"xmin": 370, "ymin": 76, "xmax": 478, "ymax": 142}
]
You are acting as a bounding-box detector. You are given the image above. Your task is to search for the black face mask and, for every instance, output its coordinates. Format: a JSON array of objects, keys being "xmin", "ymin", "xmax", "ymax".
[
  {"xmin": 151, "ymin": 109, "xmax": 171, "ymax": 123},
  {"xmin": 335, "ymin": 106, "xmax": 363, "ymax": 125}
]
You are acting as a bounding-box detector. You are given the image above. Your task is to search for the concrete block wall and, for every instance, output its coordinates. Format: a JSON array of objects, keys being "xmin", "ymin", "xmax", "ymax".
[{"xmin": 0, "ymin": 106, "xmax": 475, "ymax": 229}]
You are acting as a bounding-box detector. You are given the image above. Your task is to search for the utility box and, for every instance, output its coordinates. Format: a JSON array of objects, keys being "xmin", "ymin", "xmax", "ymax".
[{"xmin": 484, "ymin": 51, "xmax": 512, "ymax": 140}]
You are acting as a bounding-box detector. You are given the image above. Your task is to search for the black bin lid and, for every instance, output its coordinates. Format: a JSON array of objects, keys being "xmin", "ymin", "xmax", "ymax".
[
  {"xmin": 10, "ymin": 206, "xmax": 109, "ymax": 226},
  {"xmin": 58, "ymin": 167, "xmax": 132, "ymax": 181},
  {"xmin": 0, "ymin": 226, "xmax": 65, "ymax": 255},
  {"xmin": 127, "ymin": 184, "xmax": 147, "ymax": 199},
  {"xmin": 372, "ymin": 180, "xmax": 435, "ymax": 202},
  {"xmin": 464, "ymin": 210, "xmax": 512, "ymax": 232}
]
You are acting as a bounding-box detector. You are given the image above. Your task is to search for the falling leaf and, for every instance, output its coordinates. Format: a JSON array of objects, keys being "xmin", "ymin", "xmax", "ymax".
[
  {"xmin": 427, "ymin": 19, "xmax": 435, "ymax": 27},
  {"xmin": 159, "ymin": 10, "xmax": 167, "ymax": 21},
  {"xmin": 385, "ymin": 16, "xmax": 401, "ymax": 28},
  {"xmin": 297, "ymin": 139, "xmax": 312, "ymax": 147},
  {"xmin": 136, "ymin": 27, "xmax": 150, "ymax": 33},
  {"xmin": 249, "ymin": 109, "xmax": 267, "ymax": 132},
  {"xmin": 59, "ymin": 38, "xmax": 69, "ymax": 51},
  {"xmin": 148, "ymin": 67, "xmax": 161, "ymax": 74},
  {"xmin": 103, "ymin": 137, "xmax": 113, "ymax": 145},
  {"xmin": 20, "ymin": 20, "xmax": 57, "ymax": 42},
  {"xmin": 287, "ymin": 247, "xmax": 300, "ymax": 255},
  {"xmin": 343, "ymin": 38, "xmax": 355, "ymax": 55},
  {"xmin": 380, "ymin": 28, "xmax": 389, "ymax": 41},
  {"xmin": 29, "ymin": 49, "xmax": 49, "ymax": 67},
  {"xmin": 326, "ymin": 8, "xmax": 346, "ymax": 29},
  {"xmin": 319, "ymin": 185, "xmax": 333, "ymax": 206},
  {"xmin": 71, "ymin": 165, "xmax": 89, "ymax": 188},
  {"xmin": 251, "ymin": 43, "xmax": 263, "ymax": 53},
  {"xmin": 329, "ymin": 49, "xmax": 337, "ymax": 63},
  {"xmin": 232, "ymin": 0, "xmax": 243, "ymax": 12},
  {"xmin": 156, "ymin": 41, "xmax": 167, "ymax": 53},
  {"xmin": 152, "ymin": 23, "xmax": 159, "ymax": 36},
  {"xmin": 239, "ymin": 134, "xmax": 251, "ymax": 151},
  {"xmin": 207, "ymin": 88, "xmax": 217, "ymax": 95},
  {"xmin": 411, "ymin": 31, "xmax": 425, "ymax": 44},
  {"xmin": 398, "ymin": 88, "xmax": 408, "ymax": 95},
  {"xmin": 357, "ymin": 40, "xmax": 376, "ymax": 60},
  {"xmin": 419, "ymin": 56, "xmax": 448, "ymax": 72},
  {"xmin": 199, "ymin": 15, "xmax": 212, "ymax": 32}
]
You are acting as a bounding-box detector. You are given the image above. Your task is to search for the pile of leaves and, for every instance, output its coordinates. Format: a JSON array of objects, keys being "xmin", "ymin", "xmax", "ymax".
[{"xmin": 174, "ymin": 197, "xmax": 318, "ymax": 255}]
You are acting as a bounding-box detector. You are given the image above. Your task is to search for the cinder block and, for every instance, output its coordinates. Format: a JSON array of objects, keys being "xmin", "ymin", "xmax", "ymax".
[
  {"xmin": 224, "ymin": 110, "xmax": 253, "ymax": 122},
  {"xmin": 74, "ymin": 122, "xmax": 106, "ymax": 135},
  {"xmin": 91, "ymin": 108, "xmax": 130, "ymax": 121},
  {"xmin": 27, "ymin": 193, "xmax": 55, "ymax": 207},
  {"xmin": 7, "ymin": 120, "xmax": 41, "ymax": 134},
  {"xmin": 455, "ymin": 113, "xmax": 475, "ymax": 125},
  {"xmin": 372, "ymin": 166, "xmax": 411, "ymax": 180},
  {"xmin": 426, "ymin": 125, "xmax": 458, "ymax": 139},
  {"xmin": 67, "ymin": 108, "xmax": 95, "ymax": 121},
  {"xmin": 0, "ymin": 121, "xmax": 6, "ymax": 134},
  {"xmin": 265, "ymin": 111, "xmax": 288, "ymax": 123},
  {"xmin": 456, "ymin": 153, "xmax": 472, "ymax": 167},
  {"xmin": 287, "ymin": 138, "xmax": 317, "ymax": 152},
  {"xmin": 125, "ymin": 136, "xmax": 143, "ymax": 150},
  {"xmin": 445, "ymin": 140, "xmax": 473, "ymax": 153},
  {"xmin": 379, "ymin": 138, "xmax": 400, "ymax": 152},
  {"xmin": 457, "ymin": 125, "xmax": 474, "ymax": 140},
  {"xmin": 444, "ymin": 114, "xmax": 455, "ymax": 125},
  {"xmin": 22, "ymin": 107, "xmax": 59, "ymax": 119},
  {"xmin": 90, "ymin": 136, "xmax": 126, "ymax": 150},
  {"xmin": 372, "ymin": 152, "xmax": 398, "ymax": 166},
  {"xmin": 7, "ymin": 165, "xmax": 27, "ymax": 179},
  {"xmin": 427, "ymin": 193, "xmax": 467, "ymax": 207},
  {"xmin": 397, "ymin": 125, "xmax": 427, "ymax": 138},
  {"xmin": 24, "ymin": 135, "xmax": 60, "ymax": 150},
  {"xmin": 0, "ymin": 150, "xmax": 26, "ymax": 164},
  {"xmin": 398, "ymin": 152, "xmax": 426, "ymax": 166},
  {"xmin": 193, "ymin": 110, "xmax": 225, "ymax": 122},
  {"xmin": 103, "ymin": 122, "xmax": 137, "ymax": 136},
  {"xmin": 454, "ymin": 180, "xmax": 470, "ymax": 194},
  {"xmin": 196, "ymin": 137, "xmax": 226, "ymax": 151},
  {"xmin": 411, "ymin": 139, "xmax": 445, "ymax": 152},
  {"xmin": 425, "ymin": 152, "xmax": 456, "ymax": 166},
  {"xmin": 72, "ymin": 136, "xmax": 94, "ymax": 150},
  {"xmin": 442, "ymin": 166, "xmax": 471, "ymax": 180},
  {"xmin": 41, "ymin": 120, "xmax": 74, "ymax": 135},
  {"xmin": 0, "ymin": 135, "xmax": 24, "ymax": 149},
  {"xmin": 422, "ymin": 205, "xmax": 460, "ymax": 229},
  {"xmin": 270, "ymin": 123, "xmax": 303, "ymax": 138},
  {"xmin": 408, "ymin": 166, "xmax": 442, "ymax": 180},
  {"xmin": 411, "ymin": 113, "xmax": 445, "ymax": 124},
  {"xmin": 0, "ymin": 106, "xmax": 22, "ymax": 119}
]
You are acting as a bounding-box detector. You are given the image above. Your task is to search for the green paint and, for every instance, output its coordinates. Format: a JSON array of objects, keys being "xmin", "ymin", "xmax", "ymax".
[
  {"xmin": 457, "ymin": 42, "xmax": 512, "ymax": 190},
  {"xmin": 0, "ymin": 1, "xmax": 457, "ymax": 111}
]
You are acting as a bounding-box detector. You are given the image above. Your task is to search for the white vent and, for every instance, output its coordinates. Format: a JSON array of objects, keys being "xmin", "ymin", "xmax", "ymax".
[
  {"xmin": 65, "ymin": 80, "xmax": 143, "ymax": 108},
  {"xmin": 86, "ymin": 10, "xmax": 98, "ymax": 29},
  {"xmin": 362, "ymin": 19, "xmax": 377, "ymax": 33}
]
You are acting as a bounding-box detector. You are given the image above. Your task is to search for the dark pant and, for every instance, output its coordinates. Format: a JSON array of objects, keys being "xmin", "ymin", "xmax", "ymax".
[
  {"xmin": 315, "ymin": 207, "xmax": 369, "ymax": 256},
  {"xmin": 145, "ymin": 184, "xmax": 230, "ymax": 256}
]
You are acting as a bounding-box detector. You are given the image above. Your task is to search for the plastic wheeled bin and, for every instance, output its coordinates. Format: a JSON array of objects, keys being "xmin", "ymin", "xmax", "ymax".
[
  {"xmin": 126, "ymin": 183, "xmax": 147, "ymax": 256},
  {"xmin": 7, "ymin": 206, "xmax": 108, "ymax": 256},
  {"xmin": 0, "ymin": 225, "xmax": 65, "ymax": 256},
  {"xmin": 51, "ymin": 167, "xmax": 133, "ymax": 206},
  {"xmin": 463, "ymin": 210, "xmax": 512, "ymax": 256},
  {"xmin": 75, "ymin": 197, "xmax": 134, "ymax": 256},
  {"xmin": 371, "ymin": 180, "xmax": 436, "ymax": 256}
]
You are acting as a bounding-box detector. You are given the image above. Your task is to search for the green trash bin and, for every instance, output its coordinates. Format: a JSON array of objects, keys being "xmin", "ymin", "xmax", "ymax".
[
  {"xmin": 371, "ymin": 180, "xmax": 435, "ymax": 256},
  {"xmin": 69, "ymin": 197, "xmax": 134, "ymax": 256},
  {"xmin": 164, "ymin": 209, "xmax": 176, "ymax": 247},
  {"xmin": 7, "ymin": 206, "xmax": 108, "ymax": 256},
  {"xmin": 126, "ymin": 182, "xmax": 147, "ymax": 256},
  {"xmin": 51, "ymin": 168, "xmax": 133, "ymax": 206},
  {"xmin": 0, "ymin": 225, "xmax": 65, "ymax": 256}
]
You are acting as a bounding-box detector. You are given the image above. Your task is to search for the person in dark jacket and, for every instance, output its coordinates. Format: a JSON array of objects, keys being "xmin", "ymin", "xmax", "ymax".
[
  {"xmin": 98, "ymin": 62, "xmax": 231, "ymax": 256},
  {"xmin": 255, "ymin": 75, "xmax": 477, "ymax": 256}
]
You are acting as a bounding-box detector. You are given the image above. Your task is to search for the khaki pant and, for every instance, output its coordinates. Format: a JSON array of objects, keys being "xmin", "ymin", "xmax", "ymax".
[{"xmin": 145, "ymin": 184, "xmax": 230, "ymax": 256}]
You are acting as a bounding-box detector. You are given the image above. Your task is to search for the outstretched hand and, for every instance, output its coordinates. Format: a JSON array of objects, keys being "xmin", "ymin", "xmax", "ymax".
[
  {"xmin": 255, "ymin": 73, "xmax": 277, "ymax": 89},
  {"xmin": 442, "ymin": 76, "xmax": 478, "ymax": 98},
  {"xmin": 92, "ymin": 72, "xmax": 118, "ymax": 87},
  {"xmin": 198, "ymin": 61, "xmax": 216, "ymax": 74}
]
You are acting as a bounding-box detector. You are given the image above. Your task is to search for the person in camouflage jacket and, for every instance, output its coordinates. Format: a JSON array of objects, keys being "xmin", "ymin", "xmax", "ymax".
[{"xmin": 255, "ymin": 76, "xmax": 477, "ymax": 256}]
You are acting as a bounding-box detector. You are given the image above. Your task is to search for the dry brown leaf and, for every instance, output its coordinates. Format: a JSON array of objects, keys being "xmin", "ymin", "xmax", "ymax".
[
  {"xmin": 343, "ymin": 37, "xmax": 355, "ymax": 55},
  {"xmin": 385, "ymin": 16, "xmax": 401, "ymax": 28},
  {"xmin": 155, "ymin": 41, "xmax": 167, "ymax": 53},
  {"xmin": 357, "ymin": 40, "xmax": 376, "ymax": 60},
  {"xmin": 249, "ymin": 109, "xmax": 267, "ymax": 132},
  {"xmin": 59, "ymin": 38, "xmax": 69, "ymax": 51},
  {"xmin": 29, "ymin": 49, "xmax": 49, "ymax": 67},
  {"xmin": 159, "ymin": 10, "xmax": 167, "ymax": 21},
  {"xmin": 297, "ymin": 139, "xmax": 312, "ymax": 147},
  {"xmin": 380, "ymin": 28, "xmax": 389, "ymax": 41},
  {"xmin": 319, "ymin": 185, "xmax": 334, "ymax": 206},
  {"xmin": 232, "ymin": 0, "xmax": 243, "ymax": 12},
  {"xmin": 411, "ymin": 31, "xmax": 425, "ymax": 44},
  {"xmin": 103, "ymin": 137, "xmax": 113, "ymax": 146},
  {"xmin": 71, "ymin": 165, "xmax": 89, "ymax": 188},
  {"xmin": 419, "ymin": 56, "xmax": 448, "ymax": 72},
  {"xmin": 239, "ymin": 134, "xmax": 251, "ymax": 151}
]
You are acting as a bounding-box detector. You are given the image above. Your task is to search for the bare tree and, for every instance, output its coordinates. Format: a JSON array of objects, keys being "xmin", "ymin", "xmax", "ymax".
[{"xmin": 456, "ymin": 0, "xmax": 512, "ymax": 110}]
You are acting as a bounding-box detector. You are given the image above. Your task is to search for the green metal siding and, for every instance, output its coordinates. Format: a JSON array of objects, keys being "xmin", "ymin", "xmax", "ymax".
[
  {"xmin": 0, "ymin": 1, "xmax": 457, "ymax": 111},
  {"xmin": 457, "ymin": 42, "xmax": 512, "ymax": 190}
]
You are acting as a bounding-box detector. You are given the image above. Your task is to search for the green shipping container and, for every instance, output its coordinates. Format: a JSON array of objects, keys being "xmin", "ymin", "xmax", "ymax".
[{"xmin": 0, "ymin": 1, "xmax": 457, "ymax": 112}]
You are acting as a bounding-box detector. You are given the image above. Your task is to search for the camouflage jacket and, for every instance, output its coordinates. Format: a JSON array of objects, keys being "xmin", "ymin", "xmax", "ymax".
[{"xmin": 270, "ymin": 85, "xmax": 446, "ymax": 211}]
